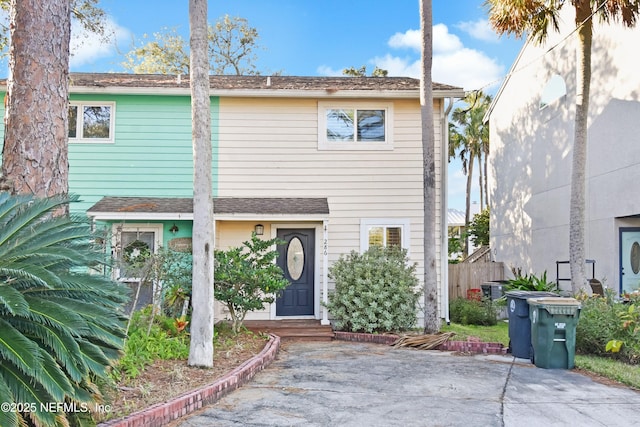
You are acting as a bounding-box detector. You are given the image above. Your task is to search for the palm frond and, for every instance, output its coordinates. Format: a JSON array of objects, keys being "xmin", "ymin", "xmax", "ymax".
[
  {"xmin": 0, "ymin": 194, "xmax": 128, "ymax": 423},
  {"xmin": 0, "ymin": 194, "xmax": 75, "ymax": 249},
  {"xmin": 7, "ymin": 318, "xmax": 87, "ymax": 382},
  {"xmin": 0, "ymin": 377, "xmax": 20, "ymax": 427},
  {"xmin": 0, "ymin": 318, "xmax": 43, "ymax": 375},
  {"xmin": 0, "ymin": 361, "xmax": 59, "ymax": 427},
  {"xmin": 0, "ymin": 284, "xmax": 29, "ymax": 316},
  {"xmin": 38, "ymin": 348, "xmax": 75, "ymax": 402},
  {"xmin": 23, "ymin": 296, "xmax": 90, "ymax": 336},
  {"xmin": 77, "ymin": 340, "xmax": 111, "ymax": 377}
]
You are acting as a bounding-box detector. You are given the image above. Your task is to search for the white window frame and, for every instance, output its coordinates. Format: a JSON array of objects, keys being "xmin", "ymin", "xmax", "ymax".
[
  {"xmin": 360, "ymin": 218, "xmax": 410, "ymax": 252},
  {"xmin": 318, "ymin": 101, "xmax": 394, "ymax": 151},
  {"xmin": 69, "ymin": 101, "xmax": 116, "ymax": 143},
  {"xmin": 111, "ymin": 223, "xmax": 163, "ymax": 281}
]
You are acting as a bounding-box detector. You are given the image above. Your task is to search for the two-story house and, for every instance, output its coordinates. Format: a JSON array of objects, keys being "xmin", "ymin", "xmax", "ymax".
[{"xmin": 1, "ymin": 73, "xmax": 464, "ymax": 325}]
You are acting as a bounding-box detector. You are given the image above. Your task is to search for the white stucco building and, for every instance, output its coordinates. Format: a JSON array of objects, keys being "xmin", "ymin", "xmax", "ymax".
[{"xmin": 487, "ymin": 7, "xmax": 640, "ymax": 294}]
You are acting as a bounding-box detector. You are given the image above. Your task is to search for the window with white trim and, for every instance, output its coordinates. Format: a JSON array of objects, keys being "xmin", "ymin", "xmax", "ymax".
[
  {"xmin": 318, "ymin": 101, "xmax": 393, "ymax": 150},
  {"xmin": 360, "ymin": 218, "xmax": 410, "ymax": 252},
  {"xmin": 69, "ymin": 102, "xmax": 115, "ymax": 143}
]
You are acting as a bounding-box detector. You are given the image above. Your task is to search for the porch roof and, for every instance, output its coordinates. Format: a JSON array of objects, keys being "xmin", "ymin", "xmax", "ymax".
[{"xmin": 87, "ymin": 196, "xmax": 330, "ymax": 221}]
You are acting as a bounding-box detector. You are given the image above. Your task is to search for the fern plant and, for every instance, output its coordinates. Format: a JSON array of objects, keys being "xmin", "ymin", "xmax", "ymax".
[{"xmin": 0, "ymin": 193, "xmax": 129, "ymax": 427}]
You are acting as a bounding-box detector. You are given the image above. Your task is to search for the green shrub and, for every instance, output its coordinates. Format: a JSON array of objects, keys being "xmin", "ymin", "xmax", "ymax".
[
  {"xmin": 576, "ymin": 292, "xmax": 640, "ymax": 364},
  {"xmin": 506, "ymin": 270, "xmax": 557, "ymax": 292},
  {"xmin": 214, "ymin": 233, "xmax": 289, "ymax": 334},
  {"xmin": 113, "ymin": 307, "xmax": 190, "ymax": 381},
  {"xmin": 449, "ymin": 297, "xmax": 497, "ymax": 326},
  {"xmin": 325, "ymin": 246, "xmax": 420, "ymax": 333}
]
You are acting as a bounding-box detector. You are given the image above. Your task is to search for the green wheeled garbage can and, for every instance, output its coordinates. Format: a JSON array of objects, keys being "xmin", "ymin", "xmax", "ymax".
[
  {"xmin": 505, "ymin": 291, "xmax": 557, "ymax": 359},
  {"xmin": 527, "ymin": 297, "xmax": 581, "ymax": 369}
]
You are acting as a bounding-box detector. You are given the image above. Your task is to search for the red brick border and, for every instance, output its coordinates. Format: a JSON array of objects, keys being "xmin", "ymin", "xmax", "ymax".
[
  {"xmin": 334, "ymin": 331, "xmax": 506, "ymax": 354},
  {"xmin": 99, "ymin": 334, "xmax": 280, "ymax": 427}
]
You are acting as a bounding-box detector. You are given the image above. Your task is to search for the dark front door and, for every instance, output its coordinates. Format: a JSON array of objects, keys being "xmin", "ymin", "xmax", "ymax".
[{"xmin": 276, "ymin": 229, "xmax": 315, "ymax": 316}]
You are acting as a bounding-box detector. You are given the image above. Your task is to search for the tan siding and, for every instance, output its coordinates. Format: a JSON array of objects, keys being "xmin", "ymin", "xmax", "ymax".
[{"xmin": 218, "ymin": 96, "xmax": 444, "ymax": 318}]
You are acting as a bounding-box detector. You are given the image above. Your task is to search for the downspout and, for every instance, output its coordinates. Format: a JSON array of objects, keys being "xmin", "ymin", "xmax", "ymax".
[{"xmin": 442, "ymin": 97, "xmax": 454, "ymax": 325}]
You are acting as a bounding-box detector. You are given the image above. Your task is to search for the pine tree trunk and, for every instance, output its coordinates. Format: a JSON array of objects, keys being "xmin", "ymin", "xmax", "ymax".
[
  {"xmin": 2, "ymin": 0, "xmax": 70, "ymax": 197},
  {"xmin": 187, "ymin": 0, "xmax": 215, "ymax": 368},
  {"xmin": 569, "ymin": 2, "xmax": 592, "ymax": 295},
  {"xmin": 420, "ymin": 0, "xmax": 440, "ymax": 334}
]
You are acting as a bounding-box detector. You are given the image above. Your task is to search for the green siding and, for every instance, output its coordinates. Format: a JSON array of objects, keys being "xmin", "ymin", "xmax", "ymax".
[{"xmin": 0, "ymin": 92, "xmax": 220, "ymax": 214}]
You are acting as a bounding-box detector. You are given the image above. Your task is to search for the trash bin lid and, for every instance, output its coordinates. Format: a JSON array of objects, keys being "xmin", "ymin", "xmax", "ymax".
[
  {"xmin": 526, "ymin": 297, "xmax": 581, "ymax": 305},
  {"xmin": 505, "ymin": 290, "xmax": 557, "ymax": 299},
  {"xmin": 527, "ymin": 297, "xmax": 581, "ymax": 315}
]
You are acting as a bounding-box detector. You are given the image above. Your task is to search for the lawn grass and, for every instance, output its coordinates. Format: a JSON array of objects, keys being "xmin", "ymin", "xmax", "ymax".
[
  {"xmin": 441, "ymin": 321, "xmax": 640, "ymax": 390},
  {"xmin": 574, "ymin": 354, "xmax": 640, "ymax": 390},
  {"xmin": 441, "ymin": 321, "xmax": 510, "ymax": 346}
]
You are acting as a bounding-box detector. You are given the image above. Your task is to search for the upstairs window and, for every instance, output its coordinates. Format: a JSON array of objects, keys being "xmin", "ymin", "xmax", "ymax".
[
  {"xmin": 69, "ymin": 102, "xmax": 115, "ymax": 143},
  {"xmin": 360, "ymin": 218, "xmax": 410, "ymax": 252},
  {"xmin": 319, "ymin": 102, "xmax": 393, "ymax": 150}
]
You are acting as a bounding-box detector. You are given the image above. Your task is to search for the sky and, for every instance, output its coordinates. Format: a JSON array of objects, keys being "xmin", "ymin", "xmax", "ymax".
[{"xmin": 65, "ymin": 0, "xmax": 524, "ymax": 212}]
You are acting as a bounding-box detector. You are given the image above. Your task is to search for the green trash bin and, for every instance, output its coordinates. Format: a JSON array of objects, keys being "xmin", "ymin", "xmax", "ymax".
[{"xmin": 527, "ymin": 297, "xmax": 581, "ymax": 369}]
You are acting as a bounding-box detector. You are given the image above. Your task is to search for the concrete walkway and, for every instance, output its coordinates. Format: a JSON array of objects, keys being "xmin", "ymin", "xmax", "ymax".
[{"xmin": 176, "ymin": 341, "xmax": 640, "ymax": 427}]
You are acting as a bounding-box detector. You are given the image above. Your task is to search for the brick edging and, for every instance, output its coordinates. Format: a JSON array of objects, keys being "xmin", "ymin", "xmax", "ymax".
[
  {"xmin": 333, "ymin": 331, "xmax": 506, "ymax": 354},
  {"xmin": 99, "ymin": 333, "xmax": 281, "ymax": 427}
]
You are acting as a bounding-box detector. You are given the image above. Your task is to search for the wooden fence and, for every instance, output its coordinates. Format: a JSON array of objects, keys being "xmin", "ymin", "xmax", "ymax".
[{"xmin": 448, "ymin": 262, "xmax": 506, "ymax": 299}]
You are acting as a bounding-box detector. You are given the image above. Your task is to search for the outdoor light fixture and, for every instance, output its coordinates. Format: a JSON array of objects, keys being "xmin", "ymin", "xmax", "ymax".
[
  {"xmin": 254, "ymin": 224, "xmax": 264, "ymax": 235},
  {"xmin": 170, "ymin": 223, "xmax": 179, "ymax": 235}
]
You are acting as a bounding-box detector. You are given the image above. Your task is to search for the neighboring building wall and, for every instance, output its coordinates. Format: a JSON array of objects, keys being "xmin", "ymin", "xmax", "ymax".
[{"xmin": 489, "ymin": 9, "xmax": 640, "ymax": 292}]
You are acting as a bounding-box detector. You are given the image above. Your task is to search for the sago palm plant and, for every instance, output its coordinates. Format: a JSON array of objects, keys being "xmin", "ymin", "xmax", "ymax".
[{"xmin": 0, "ymin": 193, "xmax": 129, "ymax": 427}]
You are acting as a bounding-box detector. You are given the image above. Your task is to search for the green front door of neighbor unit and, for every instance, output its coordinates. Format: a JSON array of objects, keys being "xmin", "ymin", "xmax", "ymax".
[{"xmin": 620, "ymin": 228, "xmax": 640, "ymax": 294}]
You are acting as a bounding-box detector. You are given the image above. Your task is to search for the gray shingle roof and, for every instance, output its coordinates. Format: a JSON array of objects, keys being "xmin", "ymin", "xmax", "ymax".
[
  {"xmin": 87, "ymin": 196, "xmax": 329, "ymax": 216},
  {"xmin": 62, "ymin": 73, "xmax": 461, "ymax": 93}
]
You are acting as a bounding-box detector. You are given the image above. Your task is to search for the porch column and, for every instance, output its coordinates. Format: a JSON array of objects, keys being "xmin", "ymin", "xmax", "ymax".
[{"xmin": 321, "ymin": 219, "xmax": 330, "ymax": 325}]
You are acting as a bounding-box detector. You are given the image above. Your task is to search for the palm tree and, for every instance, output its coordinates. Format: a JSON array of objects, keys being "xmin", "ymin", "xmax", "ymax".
[
  {"xmin": 449, "ymin": 92, "xmax": 491, "ymax": 256},
  {"xmin": 485, "ymin": 0, "xmax": 640, "ymax": 294},
  {"xmin": 420, "ymin": 0, "xmax": 439, "ymax": 334},
  {"xmin": 187, "ymin": 0, "xmax": 215, "ymax": 368},
  {"xmin": 0, "ymin": 193, "xmax": 128, "ymax": 427}
]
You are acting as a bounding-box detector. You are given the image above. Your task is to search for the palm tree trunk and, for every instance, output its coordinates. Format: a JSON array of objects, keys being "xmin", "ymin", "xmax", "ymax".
[
  {"xmin": 477, "ymin": 151, "xmax": 484, "ymax": 210},
  {"xmin": 464, "ymin": 152, "xmax": 475, "ymax": 257},
  {"xmin": 188, "ymin": 0, "xmax": 215, "ymax": 367},
  {"xmin": 569, "ymin": 2, "xmax": 592, "ymax": 295},
  {"xmin": 420, "ymin": 0, "xmax": 439, "ymax": 334}
]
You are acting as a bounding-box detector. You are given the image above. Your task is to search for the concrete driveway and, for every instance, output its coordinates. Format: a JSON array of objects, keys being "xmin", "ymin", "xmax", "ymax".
[{"xmin": 176, "ymin": 341, "xmax": 640, "ymax": 427}]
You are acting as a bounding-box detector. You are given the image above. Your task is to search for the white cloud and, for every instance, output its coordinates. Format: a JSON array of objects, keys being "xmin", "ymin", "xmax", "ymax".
[
  {"xmin": 433, "ymin": 24, "xmax": 464, "ymax": 54},
  {"xmin": 456, "ymin": 19, "xmax": 499, "ymax": 43},
  {"xmin": 387, "ymin": 25, "xmax": 463, "ymax": 54},
  {"xmin": 371, "ymin": 23, "xmax": 504, "ymax": 91},
  {"xmin": 316, "ymin": 65, "xmax": 343, "ymax": 77},
  {"xmin": 70, "ymin": 17, "xmax": 132, "ymax": 69},
  {"xmin": 388, "ymin": 29, "xmax": 421, "ymax": 51}
]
